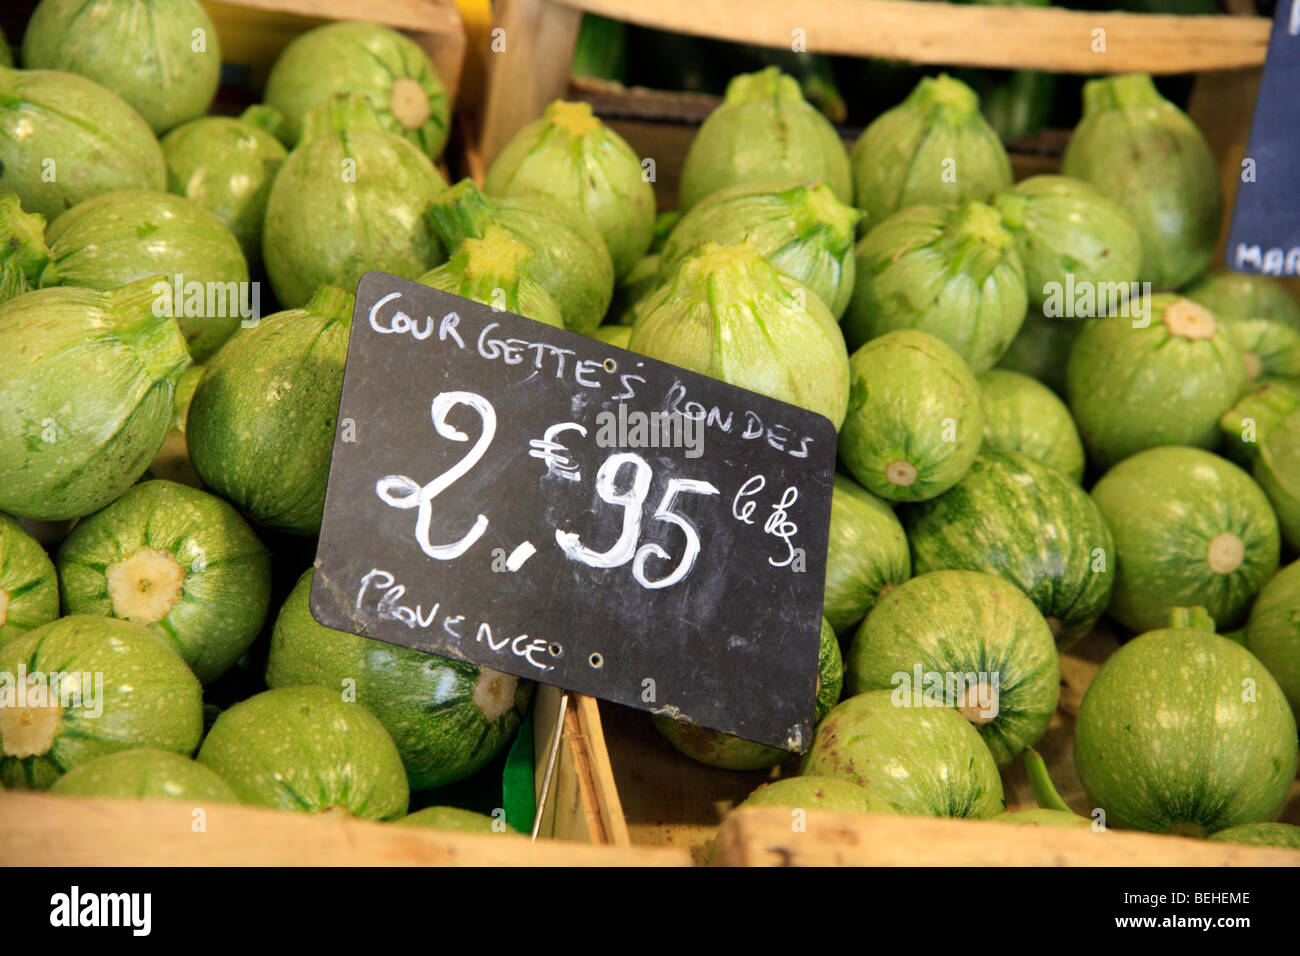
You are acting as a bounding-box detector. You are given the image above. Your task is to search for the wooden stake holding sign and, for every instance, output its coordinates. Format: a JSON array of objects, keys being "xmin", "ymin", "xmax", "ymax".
[
  {"xmin": 310, "ymin": 273, "xmax": 837, "ymax": 759},
  {"xmin": 1226, "ymin": 0, "xmax": 1300, "ymax": 277}
]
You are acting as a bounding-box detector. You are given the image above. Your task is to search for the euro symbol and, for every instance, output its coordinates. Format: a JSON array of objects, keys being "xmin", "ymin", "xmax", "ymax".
[{"xmin": 528, "ymin": 422, "xmax": 587, "ymax": 481}]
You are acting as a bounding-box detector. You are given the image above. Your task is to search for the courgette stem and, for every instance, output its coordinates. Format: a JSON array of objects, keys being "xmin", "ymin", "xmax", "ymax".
[
  {"xmin": 1168, "ymin": 606, "xmax": 1216, "ymax": 631},
  {"xmin": 0, "ymin": 192, "xmax": 58, "ymax": 303},
  {"xmin": 429, "ymin": 179, "xmax": 492, "ymax": 250},
  {"xmin": 1024, "ymin": 748, "xmax": 1076, "ymax": 815},
  {"xmin": 303, "ymin": 285, "xmax": 356, "ymax": 324},
  {"xmin": 300, "ymin": 92, "xmax": 385, "ymax": 145},
  {"xmin": 240, "ymin": 104, "xmax": 285, "ymax": 139}
]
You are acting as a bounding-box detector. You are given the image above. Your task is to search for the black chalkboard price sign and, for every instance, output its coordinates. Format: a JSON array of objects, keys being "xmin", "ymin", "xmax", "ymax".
[
  {"xmin": 1225, "ymin": 0, "xmax": 1300, "ymax": 276},
  {"xmin": 311, "ymin": 273, "xmax": 838, "ymax": 751}
]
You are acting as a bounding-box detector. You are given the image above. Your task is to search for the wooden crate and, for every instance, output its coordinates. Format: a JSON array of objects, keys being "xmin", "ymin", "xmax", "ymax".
[
  {"xmin": 204, "ymin": 0, "xmax": 467, "ymax": 106},
  {"xmin": 0, "ymin": 792, "xmax": 686, "ymax": 866},
  {"xmin": 457, "ymin": 23, "xmax": 1300, "ymax": 862},
  {"xmin": 0, "ymin": 0, "xmax": 638, "ymax": 867},
  {"xmin": 597, "ymin": 630, "xmax": 1300, "ymax": 866},
  {"xmin": 478, "ymin": 0, "xmax": 1271, "ymax": 162},
  {"xmin": 474, "ymin": 0, "xmax": 1289, "ymax": 279}
]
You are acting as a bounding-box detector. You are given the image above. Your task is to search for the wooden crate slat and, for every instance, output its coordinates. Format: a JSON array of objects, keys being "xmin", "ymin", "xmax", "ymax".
[
  {"xmin": 554, "ymin": 0, "xmax": 1270, "ymax": 74},
  {"xmin": 0, "ymin": 793, "xmax": 688, "ymax": 867},
  {"xmin": 572, "ymin": 694, "xmax": 633, "ymax": 846},
  {"xmin": 212, "ymin": 0, "xmax": 461, "ymax": 33},
  {"xmin": 712, "ymin": 807, "xmax": 1300, "ymax": 866},
  {"xmin": 480, "ymin": 0, "xmax": 583, "ymax": 160}
]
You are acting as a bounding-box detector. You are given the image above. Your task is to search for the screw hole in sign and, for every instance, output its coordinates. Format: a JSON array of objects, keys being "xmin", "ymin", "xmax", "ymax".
[
  {"xmin": 548, "ymin": 642, "xmax": 564, "ymax": 658},
  {"xmin": 602, "ymin": 357, "xmax": 617, "ymax": 374},
  {"xmin": 588, "ymin": 652, "xmax": 603, "ymax": 669}
]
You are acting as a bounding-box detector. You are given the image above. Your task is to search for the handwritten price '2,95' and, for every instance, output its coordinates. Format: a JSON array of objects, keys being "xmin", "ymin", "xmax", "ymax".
[
  {"xmin": 374, "ymin": 391, "xmax": 719, "ymax": 591},
  {"xmin": 375, "ymin": 392, "xmax": 495, "ymax": 560}
]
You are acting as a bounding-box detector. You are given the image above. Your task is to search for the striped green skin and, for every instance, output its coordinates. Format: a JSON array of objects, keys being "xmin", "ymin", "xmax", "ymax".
[
  {"xmin": 198, "ymin": 686, "xmax": 409, "ymax": 820},
  {"xmin": 397, "ymin": 806, "xmax": 507, "ymax": 833},
  {"xmin": 161, "ymin": 108, "xmax": 288, "ymax": 268},
  {"xmin": 839, "ymin": 330, "xmax": 984, "ymax": 503},
  {"xmin": 46, "ymin": 189, "xmax": 249, "ymax": 362},
  {"xmin": 1066, "ymin": 296, "xmax": 1247, "ymax": 471},
  {"xmin": 1253, "ymin": 408, "xmax": 1300, "ymax": 552},
  {"xmin": 905, "ymin": 451, "xmax": 1115, "ymax": 648},
  {"xmin": 0, "ymin": 280, "xmax": 189, "ymax": 522},
  {"xmin": 993, "ymin": 175, "xmax": 1143, "ymax": 311},
  {"xmin": 743, "ymin": 777, "xmax": 896, "ymax": 815},
  {"xmin": 486, "ymin": 101, "xmax": 654, "ymax": 280},
  {"xmin": 264, "ymin": 21, "xmax": 449, "ymax": 159},
  {"xmin": 978, "ymin": 370, "xmax": 1085, "ymax": 482},
  {"xmin": 56, "ymin": 480, "xmax": 271, "ymax": 684},
  {"xmin": 995, "ymin": 307, "xmax": 1081, "ymax": 397},
  {"xmin": 850, "ymin": 73, "xmax": 1011, "ymax": 227},
  {"xmin": 187, "ymin": 287, "xmax": 353, "ymax": 535},
  {"xmin": 266, "ymin": 569, "xmax": 534, "ymax": 791},
  {"xmin": 49, "ymin": 748, "xmax": 237, "ymax": 804},
  {"xmin": 845, "ymin": 570, "xmax": 1059, "ymax": 765},
  {"xmin": 1091, "ymin": 447, "xmax": 1280, "ymax": 633},
  {"xmin": 0, "ymin": 512, "xmax": 59, "ymax": 642},
  {"xmin": 822, "ymin": 474, "xmax": 911, "ymax": 637},
  {"xmin": 629, "ymin": 243, "xmax": 850, "ymax": 429},
  {"xmin": 990, "ymin": 809, "xmax": 1094, "ymax": 828},
  {"xmin": 432, "ymin": 180, "xmax": 614, "ymax": 335},
  {"xmin": 1183, "ymin": 268, "xmax": 1300, "ymax": 329},
  {"xmin": 1224, "ymin": 317, "xmax": 1300, "ymax": 388},
  {"xmin": 0, "ymin": 616, "xmax": 203, "ymax": 790},
  {"xmin": 800, "ymin": 689, "xmax": 1005, "ymax": 819},
  {"xmin": 1075, "ymin": 629, "xmax": 1298, "ymax": 836},
  {"xmin": 658, "ymin": 179, "xmax": 861, "ymax": 318},
  {"xmin": 844, "ymin": 201, "xmax": 1028, "ymax": 373},
  {"xmin": 1246, "ymin": 561, "xmax": 1300, "ymax": 718},
  {"xmin": 653, "ymin": 617, "xmax": 841, "ymax": 771},
  {"xmin": 680, "ymin": 67, "xmax": 852, "ymax": 211},
  {"xmin": 264, "ymin": 96, "xmax": 446, "ymax": 309},
  {"xmin": 0, "ymin": 66, "xmax": 165, "ymax": 221},
  {"xmin": 1207, "ymin": 823, "xmax": 1300, "ymax": 849},
  {"xmin": 1062, "ymin": 74, "xmax": 1221, "ymax": 291},
  {"xmin": 23, "ymin": 0, "xmax": 219, "ymax": 134}
]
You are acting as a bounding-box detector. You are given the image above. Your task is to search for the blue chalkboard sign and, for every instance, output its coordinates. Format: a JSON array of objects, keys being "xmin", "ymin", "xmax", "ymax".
[
  {"xmin": 310, "ymin": 274, "xmax": 837, "ymax": 752},
  {"xmin": 1225, "ymin": 0, "xmax": 1300, "ymax": 276}
]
